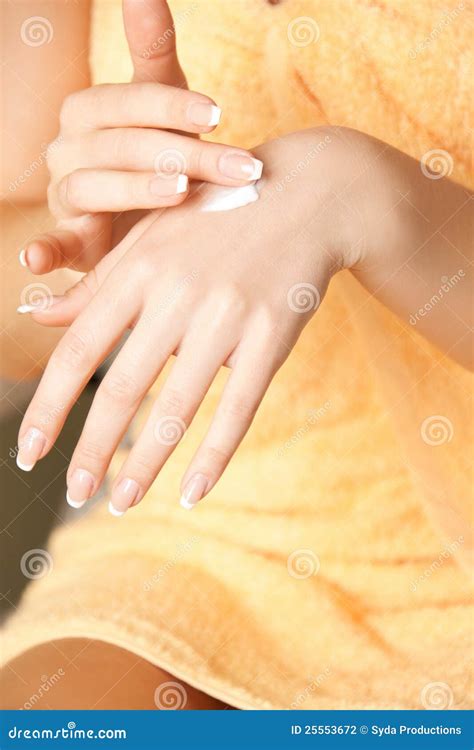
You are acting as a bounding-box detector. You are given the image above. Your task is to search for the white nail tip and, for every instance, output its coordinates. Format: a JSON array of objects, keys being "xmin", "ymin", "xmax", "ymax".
[
  {"xmin": 248, "ymin": 158, "xmax": 263, "ymax": 180},
  {"xmin": 176, "ymin": 174, "xmax": 189, "ymax": 194},
  {"xmin": 200, "ymin": 182, "xmax": 260, "ymax": 213},
  {"xmin": 16, "ymin": 458, "xmax": 34, "ymax": 471},
  {"xmin": 180, "ymin": 496, "xmax": 197, "ymax": 510},
  {"xmin": 66, "ymin": 492, "xmax": 86, "ymax": 509},
  {"xmin": 18, "ymin": 249, "xmax": 28, "ymax": 268},
  {"xmin": 17, "ymin": 304, "xmax": 36, "ymax": 314},
  {"xmin": 108, "ymin": 500, "xmax": 125, "ymax": 517},
  {"xmin": 208, "ymin": 106, "xmax": 222, "ymax": 126}
]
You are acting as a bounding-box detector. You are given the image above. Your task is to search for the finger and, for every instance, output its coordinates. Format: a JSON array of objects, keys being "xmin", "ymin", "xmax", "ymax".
[
  {"xmin": 123, "ymin": 0, "xmax": 187, "ymax": 87},
  {"xmin": 109, "ymin": 318, "xmax": 238, "ymax": 515},
  {"xmin": 65, "ymin": 305, "xmax": 183, "ymax": 508},
  {"xmin": 52, "ymin": 169, "xmax": 189, "ymax": 217},
  {"xmin": 16, "ymin": 268, "xmax": 140, "ymax": 471},
  {"xmin": 20, "ymin": 212, "xmax": 161, "ymax": 327},
  {"xmin": 63, "ymin": 129, "xmax": 263, "ymax": 186},
  {"xmin": 61, "ymin": 82, "xmax": 220, "ymax": 135},
  {"xmin": 179, "ymin": 334, "xmax": 280, "ymax": 510},
  {"xmin": 20, "ymin": 215, "xmax": 112, "ymax": 274}
]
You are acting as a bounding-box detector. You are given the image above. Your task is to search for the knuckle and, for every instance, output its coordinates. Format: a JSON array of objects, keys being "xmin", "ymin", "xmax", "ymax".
[
  {"xmin": 203, "ymin": 445, "xmax": 231, "ymax": 469},
  {"xmin": 211, "ymin": 285, "xmax": 247, "ymax": 324},
  {"xmin": 53, "ymin": 329, "xmax": 93, "ymax": 370},
  {"xmin": 100, "ymin": 370, "xmax": 141, "ymax": 406},
  {"xmin": 157, "ymin": 387, "xmax": 188, "ymax": 417},
  {"xmin": 127, "ymin": 452, "xmax": 156, "ymax": 482},
  {"xmin": 75, "ymin": 439, "xmax": 109, "ymax": 464},
  {"xmin": 189, "ymin": 143, "xmax": 205, "ymax": 176},
  {"xmin": 222, "ymin": 397, "xmax": 257, "ymax": 422},
  {"xmin": 59, "ymin": 93, "xmax": 78, "ymax": 128},
  {"xmin": 58, "ymin": 171, "xmax": 82, "ymax": 210}
]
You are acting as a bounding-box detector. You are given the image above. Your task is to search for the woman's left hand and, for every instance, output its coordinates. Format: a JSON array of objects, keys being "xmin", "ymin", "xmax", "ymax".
[{"xmin": 16, "ymin": 128, "xmax": 364, "ymax": 513}]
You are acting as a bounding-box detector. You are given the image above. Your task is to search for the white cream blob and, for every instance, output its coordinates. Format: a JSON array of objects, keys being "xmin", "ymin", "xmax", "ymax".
[{"xmin": 199, "ymin": 181, "xmax": 260, "ymax": 213}]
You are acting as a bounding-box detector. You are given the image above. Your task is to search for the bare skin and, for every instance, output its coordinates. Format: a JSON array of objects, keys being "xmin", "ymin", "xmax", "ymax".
[
  {"xmin": 1, "ymin": 639, "xmax": 230, "ymax": 710},
  {"xmin": 1, "ymin": 0, "xmax": 239, "ymax": 710},
  {"xmin": 2, "ymin": 0, "xmax": 472, "ymax": 712}
]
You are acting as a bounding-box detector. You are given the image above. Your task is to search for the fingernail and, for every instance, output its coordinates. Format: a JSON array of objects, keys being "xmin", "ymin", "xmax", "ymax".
[
  {"xmin": 149, "ymin": 173, "xmax": 188, "ymax": 196},
  {"xmin": 109, "ymin": 477, "xmax": 140, "ymax": 516},
  {"xmin": 17, "ymin": 296, "xmax": 64, "ymax": 314},
  {"xmin": 188, "ymin": 102, "xmax": 221, "ymax": 127},
  {"xmin": 218, "ymin": 153, "xmax": 263, "ymax": 181},
  {"xmin": 19, "ymin": 249, "xmax": 28, "ymax": 268},
  {"xmin": 16, "ymin": 427, "xmax": 46, "ymax": 471},
  {"xmin": 180, "ymin": 473, "xmax": 209, "ymax": 510},
  {"xmin": 67, "ymin": 468, "xmax": 94, "ymax": 507}
]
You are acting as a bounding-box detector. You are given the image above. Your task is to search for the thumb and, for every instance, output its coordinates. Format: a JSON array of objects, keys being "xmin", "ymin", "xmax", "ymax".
[
  {"xmin": 28, "ymin": 210, "xmax": 161, "ymax": 327},
  {"xmin": 123, "ymin": 0, "xmax": 187, "ymax": 87}
]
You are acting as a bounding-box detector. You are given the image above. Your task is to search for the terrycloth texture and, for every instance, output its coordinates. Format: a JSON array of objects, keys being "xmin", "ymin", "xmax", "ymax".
[{"xmin": 2, "ymin": 1, "xmax": 472, "ymax": 710}]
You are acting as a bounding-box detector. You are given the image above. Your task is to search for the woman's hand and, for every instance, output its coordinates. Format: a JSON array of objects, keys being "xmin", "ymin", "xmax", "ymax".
[
  {"xmin": 20, "ymin": 0, "xmax": 262, "ymax": 275},
  {"xmin": 16, "ymin": 128, "xmax": 358, "ymax": 513}
]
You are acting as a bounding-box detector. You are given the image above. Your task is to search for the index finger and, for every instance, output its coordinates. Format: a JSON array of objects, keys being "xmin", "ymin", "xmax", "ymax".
[{"xmin": 123, "ymin": 0, "xmax": 187, "ymax": 87}]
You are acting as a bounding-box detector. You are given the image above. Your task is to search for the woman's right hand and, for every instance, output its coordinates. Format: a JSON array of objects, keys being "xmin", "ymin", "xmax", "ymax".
[{"xmin": 20, "ymin": 0, "xmax": 262, "ymax": 275}]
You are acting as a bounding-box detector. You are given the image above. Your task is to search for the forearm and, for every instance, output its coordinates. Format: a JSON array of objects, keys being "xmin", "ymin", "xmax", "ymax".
[{"xmin": 348, "ymin": 134, "xmax": 472, "ymax": 369}]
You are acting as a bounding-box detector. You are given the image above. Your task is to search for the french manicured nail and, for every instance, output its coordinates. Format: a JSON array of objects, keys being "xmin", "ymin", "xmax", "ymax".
[
  {"xmin": 188, "ymin": 102, "xmax": 221, "ymax": 127},
  {"xmin": 218, "ymin": 153, "xmax": 263, "ymax": 181},
  {"xmin": 19, "ymin": 248, "xmax": 28, "ymax": 268},
  {"xmin": 109, "ymin": 478, "xmax": 140, "ymax": 517},
  {"xmin": 17, "ymin": 296, "xmax": 64, "ymax": 314},
  {"xmin": 66, "ymin": 468, "xmax": 94, "ymax": 508},
  {"xmin": 16, "ymin": 428, "xmax": 46, "ymax": 471},
  {"xmin": 149, "ymin": 173, "xmax": 188, "ymax": 196},
  {"xmin": 180, "ymin": 473, "xmax": 209, "ymax": 510}
]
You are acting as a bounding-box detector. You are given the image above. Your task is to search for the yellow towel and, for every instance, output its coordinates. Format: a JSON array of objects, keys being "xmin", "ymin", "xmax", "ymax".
[{"xmin": 2, "ymin": 0, "xmax": 472, "ymax": 710}]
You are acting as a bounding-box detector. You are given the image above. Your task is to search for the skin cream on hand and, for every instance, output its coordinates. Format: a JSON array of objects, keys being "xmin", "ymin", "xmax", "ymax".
[{"xmin": 199, "ymin": 181, "xmax": 260, "ymax": 212}]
